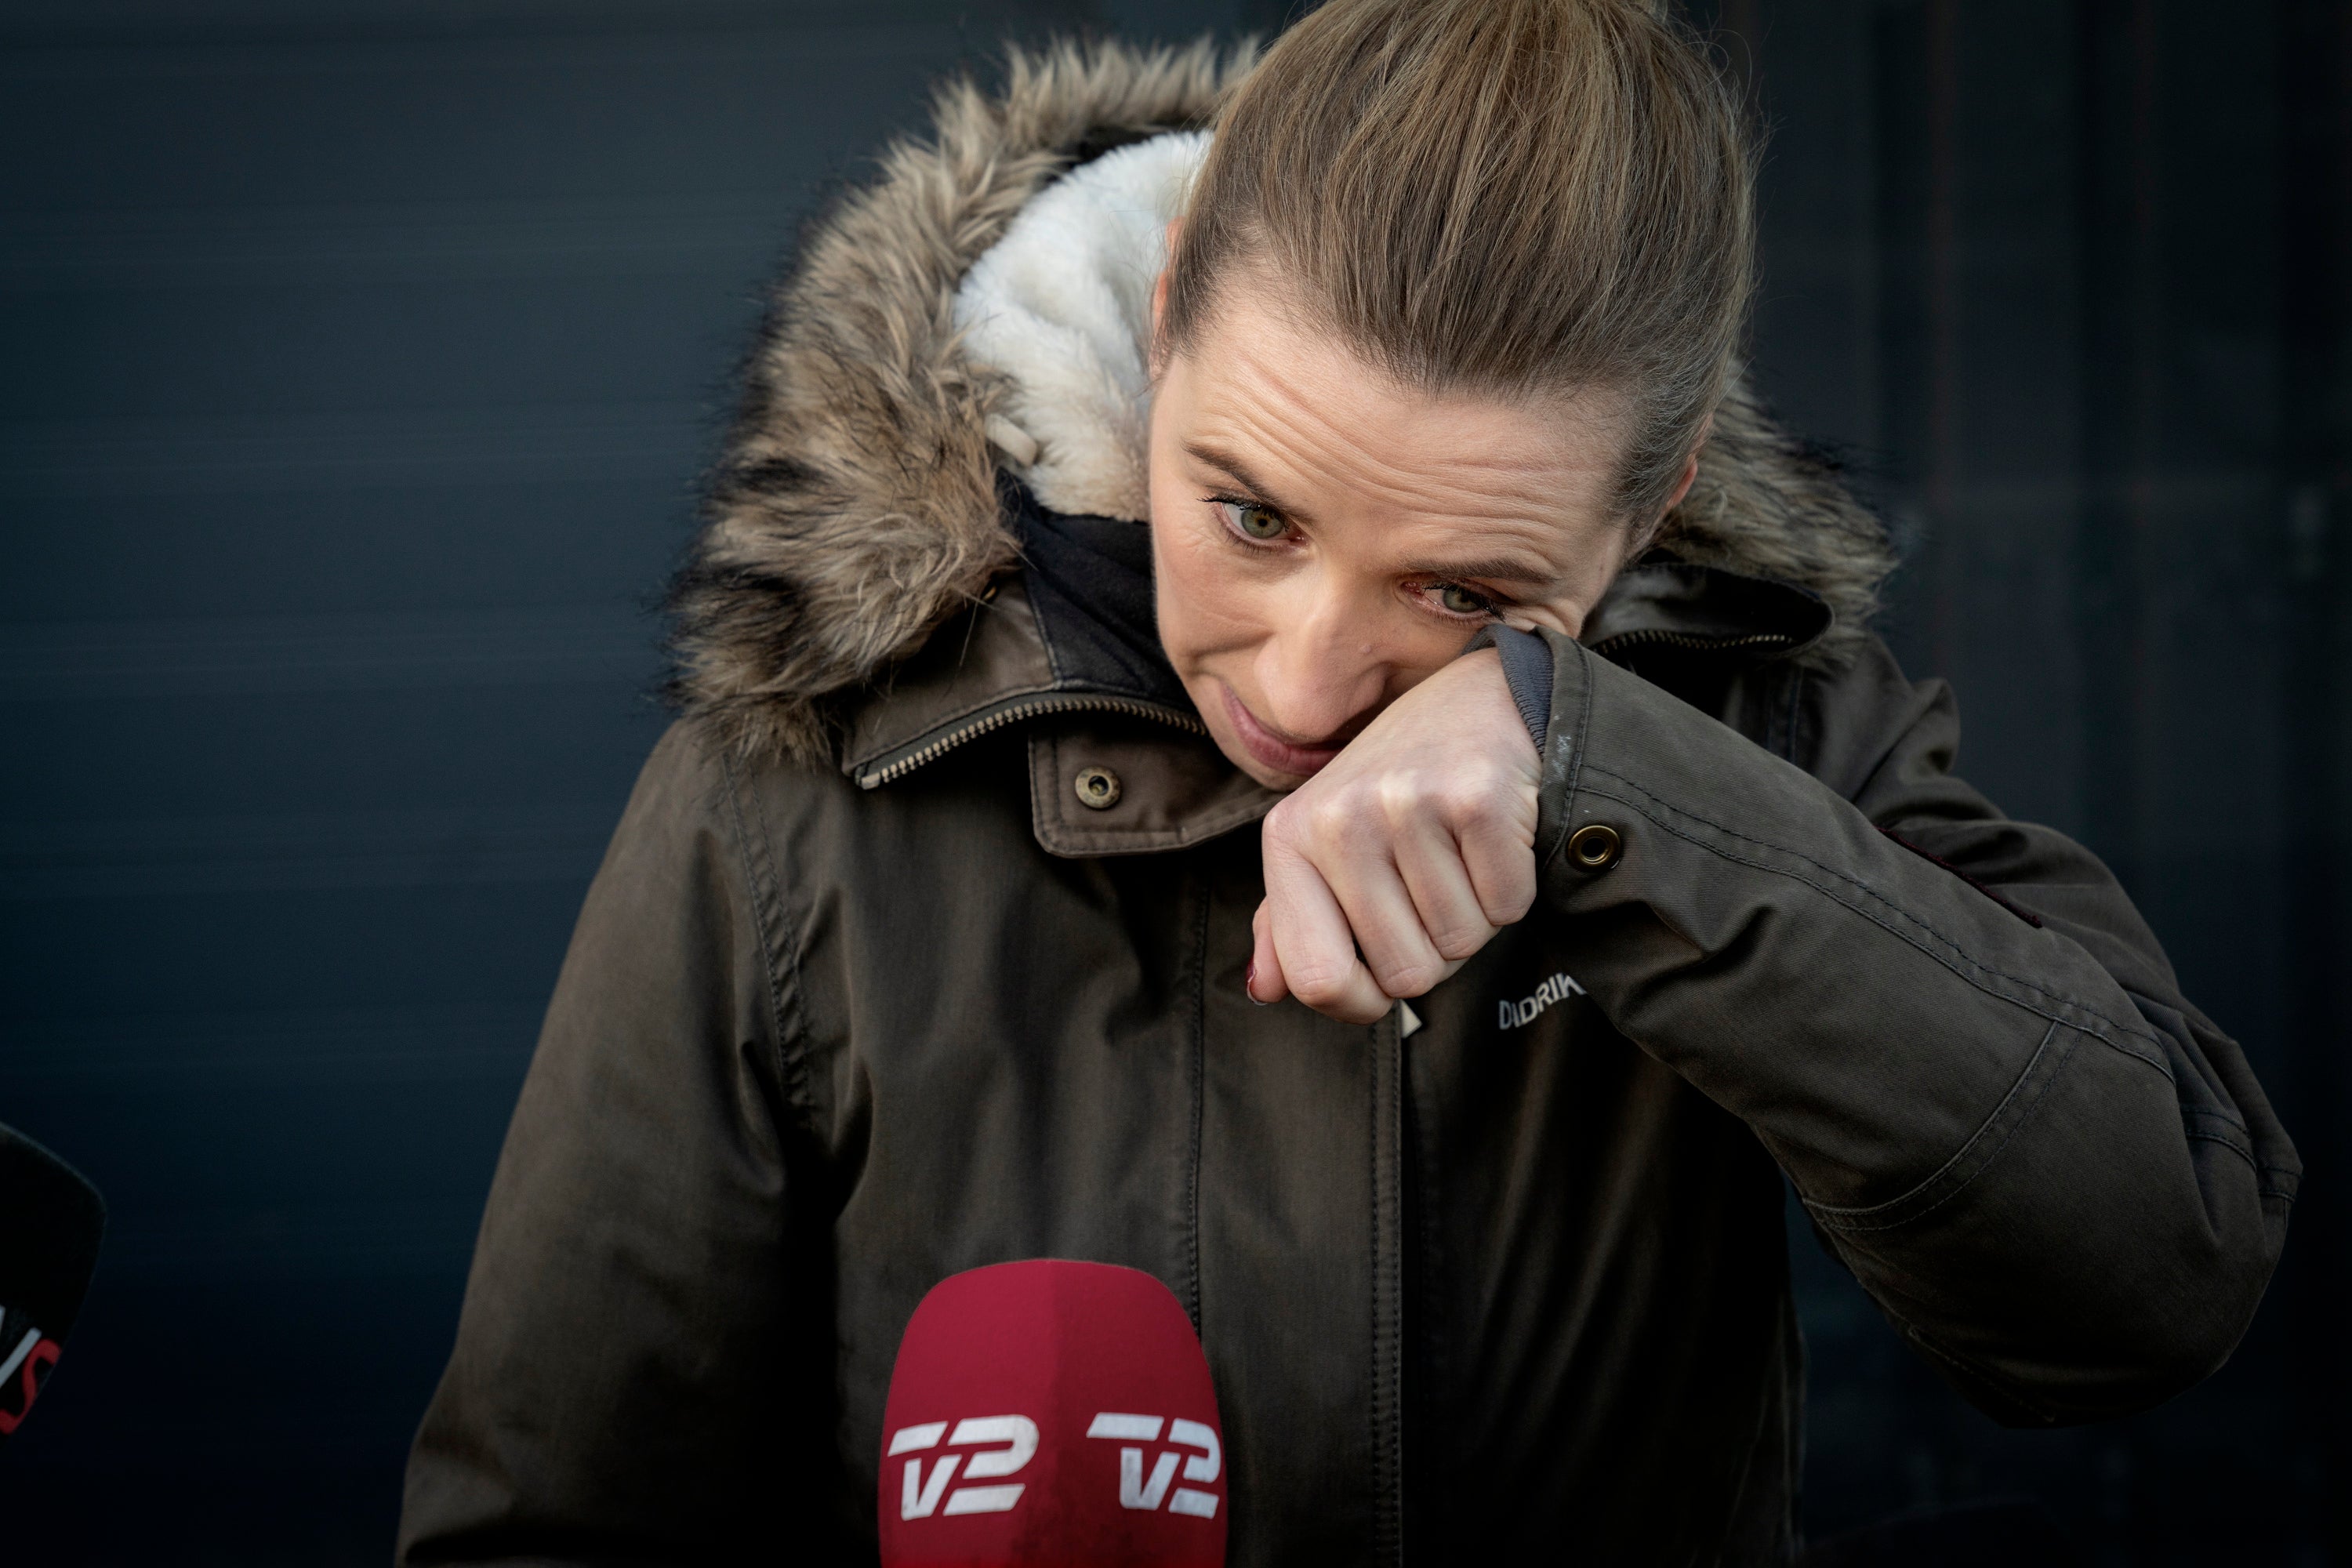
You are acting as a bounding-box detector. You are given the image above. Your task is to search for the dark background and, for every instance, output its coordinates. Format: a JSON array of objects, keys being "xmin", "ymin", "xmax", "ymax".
[{"xmin": 2, "ymin": 0, "xmax": 2345, "ymax": 1562}]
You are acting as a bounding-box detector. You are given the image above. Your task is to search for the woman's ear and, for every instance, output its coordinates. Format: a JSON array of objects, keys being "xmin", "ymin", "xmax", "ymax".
[
  {"xmin": 1662, "ymin": 412, "xmax": 1713, "ymax": 514},
  {"xmin": 1664, "ymin": 451, "xmax": 1700, "ymax": 514}
]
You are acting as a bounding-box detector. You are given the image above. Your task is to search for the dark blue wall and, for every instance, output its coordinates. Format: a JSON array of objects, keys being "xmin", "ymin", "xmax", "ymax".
[{"xmin": 2, "ymin": 2, "xmax": 2343, "ymax": 1563}]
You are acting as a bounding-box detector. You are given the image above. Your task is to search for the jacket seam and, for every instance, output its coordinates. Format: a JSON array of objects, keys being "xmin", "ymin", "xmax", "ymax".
[
  {"xmin": 2178, "ymin": 1102, "xmax": 2253, "ymax": 1140},
  {"xmin": 1806, "ymin": 1021, "xmax": 2073, "ymax": 1233},
  {"xmin": 717, "ymin": 744, "xmax": 820, "ymax": 1138},
  {"xmin": 1582, "ymin": 764, "xmax": 2159, "ymax": 1052},
  {"xmin": 2182, "ymin": 1127, "xmax": 2261, "ymax": 1174},
  {"xmin": 1184, "ymin": 868, "xmax": 1207, "ymax": 1330},
  {"xmin": 1402, "ymin": 1040, "xmax": 1445, "ymax": 1544},
  {"xmin": 1367, "ymin": 1017, "xmax": 1384, "ymax": 1559},
  {"xmin": 1370, "ymin": 1008, "xmax": 1404, "ymax": 1565},
  {"xmin": 1538, "ymin": 637, "xmax": 1597, "ymax": 872},
  {"xmin": 1577, "ymin": 768, "xmax": 2173, "ymax": 1075}
]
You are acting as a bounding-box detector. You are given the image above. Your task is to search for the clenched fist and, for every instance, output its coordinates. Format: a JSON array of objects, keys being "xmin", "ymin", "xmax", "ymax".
[{"xmin": 1247, "ymin": 648, "xmax": 1541, "ymax": 1024}]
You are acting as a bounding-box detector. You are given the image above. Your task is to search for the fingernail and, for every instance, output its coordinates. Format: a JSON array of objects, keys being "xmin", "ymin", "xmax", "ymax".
[{"xmin": 1245, "ymin": 960, "xmax": 1269, "ymax": 1005}]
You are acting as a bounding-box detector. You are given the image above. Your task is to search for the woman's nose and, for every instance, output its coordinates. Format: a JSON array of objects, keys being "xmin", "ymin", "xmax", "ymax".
[{"xmin": 1250, "ymin": 587, "xmax": 1391, "ymax": 742}]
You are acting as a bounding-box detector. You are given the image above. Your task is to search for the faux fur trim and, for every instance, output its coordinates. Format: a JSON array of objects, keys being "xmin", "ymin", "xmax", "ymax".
[
  {"xmin": 670, "ymin": 39, "xmax": 1250, "ymax": 764},
  {"xmin": 1662, "ymin": 377, "xmax": 1896, "ymax": 662},
  {"xmin": 954, "ymin": 130, "xmax": 1210, "ymax": 521},
  {"xmin": 669, "ymin": 37, "xmax": 1893, "ymax": 765}
]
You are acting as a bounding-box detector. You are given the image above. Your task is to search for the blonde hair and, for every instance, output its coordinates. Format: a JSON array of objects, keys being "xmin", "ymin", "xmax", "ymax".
[{"xmin": 1164, "ymin": 0, "xmax": 1755, "ymax": 530}]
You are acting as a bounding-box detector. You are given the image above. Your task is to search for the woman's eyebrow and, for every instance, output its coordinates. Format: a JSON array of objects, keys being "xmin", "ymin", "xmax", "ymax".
[
  {"xmin": 1182, "ymin": 441, "xmax": 1316, "ymax": 524},
  {"xmin": 1185, "ymin": 440, "xmax": 1563, "ymax": 586},
  {"xmin": 1413, "ymin": 553, "xmax": 1561, "ymax": 586}
]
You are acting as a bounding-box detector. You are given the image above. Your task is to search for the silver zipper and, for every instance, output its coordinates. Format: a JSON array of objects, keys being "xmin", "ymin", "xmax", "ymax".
[
  {"xmin": 858, "ymin": 694, "xmax": 1207, "ymax": 787},
  {"xmin": 1588, "ymin": 627, "xmax": 1798, "ymax": 655}
]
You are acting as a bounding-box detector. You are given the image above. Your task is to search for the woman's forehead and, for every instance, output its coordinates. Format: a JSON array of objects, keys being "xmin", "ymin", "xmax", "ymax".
[{"xmin": 1167, "ymin": 287, "xmax": 1625, "ymax": 533}]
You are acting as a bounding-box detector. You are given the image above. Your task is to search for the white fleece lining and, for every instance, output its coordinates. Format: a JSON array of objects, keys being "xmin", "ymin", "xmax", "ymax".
[{"xmin": 952, "ymin": 130, "xmax": 1210, "ymax": 522}]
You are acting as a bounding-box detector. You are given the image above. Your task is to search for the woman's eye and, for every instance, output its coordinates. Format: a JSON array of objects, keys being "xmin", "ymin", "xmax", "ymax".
[
  {"xmin": 1229, "ymin": 502, "xmax": 1288, "ymax": 541},
  {"xmin": 1435, "ymin": 583, "xmax": 1494, "ymax": 615}
]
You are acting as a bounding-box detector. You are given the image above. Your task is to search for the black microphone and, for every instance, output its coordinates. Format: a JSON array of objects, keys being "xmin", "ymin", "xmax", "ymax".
[{"xmin": 0, "ymin": 1123, "xmax": 104, "ymax": 1442}]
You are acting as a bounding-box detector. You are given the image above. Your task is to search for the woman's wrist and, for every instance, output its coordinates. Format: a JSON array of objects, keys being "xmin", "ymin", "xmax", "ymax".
[{"xmin": 1461, "ymin": 624, "xmax": 1554, "ymax": 753}]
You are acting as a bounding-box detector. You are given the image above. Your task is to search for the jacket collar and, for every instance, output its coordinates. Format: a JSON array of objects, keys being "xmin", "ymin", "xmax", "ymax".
[
  {"xmin": 840, "ymin": 488, "xmax": 1201, "ymax": 792},
  {"xmin": 1581, "ymin": 553, "xmax": 1833, "ymax": 659},
  {"xmin": 839, "ymin": 565, "xmax": 1280, "ymax": 857},
  {"xmin": 844, "ymin": 499, "xmax": 1830, "ymax": 856}
]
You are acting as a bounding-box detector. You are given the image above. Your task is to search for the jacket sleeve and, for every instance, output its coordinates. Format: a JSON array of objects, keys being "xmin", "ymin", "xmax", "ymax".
[
  {"xmin": 398, "ymin": 723, "xmax": 825, "ymax": 1563},
  {"xmin": 1533, "ymin": 630, "xmax": 2299, "ymax": 1425}
]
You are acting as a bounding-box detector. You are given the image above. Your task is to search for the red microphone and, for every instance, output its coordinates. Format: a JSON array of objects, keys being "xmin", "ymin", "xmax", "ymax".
[
  {"xmin": 877, "ymin": 1260, "xmax": 1228, "ymax": 1566},
  {"xmin": 0, "ymin": 1123, "xmax": 103, "ymax": 1446}
]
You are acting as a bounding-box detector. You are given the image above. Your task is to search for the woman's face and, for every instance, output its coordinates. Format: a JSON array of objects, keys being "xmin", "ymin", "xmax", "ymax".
[{"xmin": 1147, "ymin": 270, "xmax": 1653, "ymax": 789}]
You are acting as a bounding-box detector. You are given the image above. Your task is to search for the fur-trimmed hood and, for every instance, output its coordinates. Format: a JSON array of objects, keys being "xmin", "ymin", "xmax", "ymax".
[{"xmin": 669, "ymin": 37, "xmax": 1895, "ymax": 764}]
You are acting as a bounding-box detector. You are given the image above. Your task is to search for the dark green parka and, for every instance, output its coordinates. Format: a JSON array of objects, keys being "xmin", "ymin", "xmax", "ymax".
[{"xmin": 397, "ymin": 41, "xmax": 2297, "ymax": 1568}]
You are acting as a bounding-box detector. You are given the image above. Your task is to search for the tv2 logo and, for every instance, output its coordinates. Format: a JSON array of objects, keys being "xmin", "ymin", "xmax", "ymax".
[
  {"xmin": 1086, "ymin": 1413, "xmax": 1221, "ymax": 1519},
  {"xmin": 889, "ymin": 1416, "xmax": 1037, "ymax": 1519},
  {"xmin": 886, "ymin": 1411, "xmax": 1222, "ymax": 1522},
  {"xmin": 0, "ymin": 1323, "xmax": 60, "ymax": 1438}
]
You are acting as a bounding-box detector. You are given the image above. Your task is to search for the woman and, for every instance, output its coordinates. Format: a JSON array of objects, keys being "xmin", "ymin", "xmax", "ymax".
[{"xmin": 398, "ymin": 3, "xmax": 2296, "ymax": 1562}]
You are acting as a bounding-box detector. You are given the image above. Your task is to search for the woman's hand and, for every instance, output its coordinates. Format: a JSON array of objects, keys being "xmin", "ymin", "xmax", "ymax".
[{"xmin": 1247, "ymin": 648, "xmax": 1541, "ymax": 1023}]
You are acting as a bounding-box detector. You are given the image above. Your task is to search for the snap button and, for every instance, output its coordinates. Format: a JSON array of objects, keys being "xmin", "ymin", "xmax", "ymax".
[
  {"xmin": 1073, "ymin": 765, "xmax": 1122, "ymax": 811},
  {"xmin": 1566, "ymin": 822, "xmax": 1622, "ymax": 870}
]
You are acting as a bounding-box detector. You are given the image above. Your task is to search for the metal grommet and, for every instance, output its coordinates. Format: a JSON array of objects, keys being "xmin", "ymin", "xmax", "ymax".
[
  {"xmin": 1073, "ymin": 764, "xmax": 1122, "ymax": 811},
  {"xmin": 1566, "ymin": 822, "xmax": 1622, "ymax": 871}
]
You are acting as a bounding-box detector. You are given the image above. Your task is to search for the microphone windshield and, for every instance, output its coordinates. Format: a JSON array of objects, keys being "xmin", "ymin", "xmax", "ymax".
[
  {"xmin": 0, "ymin": 1123, "xmax": 104, "ymax": 1443},
  {"xmin": 878, "ymin": 1261, "xmax": 1227, "ymax": 1567}
]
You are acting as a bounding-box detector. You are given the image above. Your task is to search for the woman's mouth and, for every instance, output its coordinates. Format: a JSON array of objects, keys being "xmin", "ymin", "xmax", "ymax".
[{"xmin": 1221, "ymin": 684, "xmax": 1348, "ymax": 779}]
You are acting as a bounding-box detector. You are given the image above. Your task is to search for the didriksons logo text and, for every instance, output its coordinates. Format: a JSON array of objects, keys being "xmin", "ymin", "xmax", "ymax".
[{"xmin": 1498, "ymin": 971, "xmax": 1585, "ymax": 1030}]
